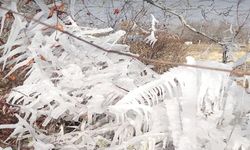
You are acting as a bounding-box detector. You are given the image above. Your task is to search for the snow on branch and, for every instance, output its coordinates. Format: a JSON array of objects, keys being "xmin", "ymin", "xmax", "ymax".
[{"xmin": 144, "ymin": 14, "xmax": 159, "ymax": 47}]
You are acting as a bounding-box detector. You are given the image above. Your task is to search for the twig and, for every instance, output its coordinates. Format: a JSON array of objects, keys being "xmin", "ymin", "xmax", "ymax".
[
  {"xmin": 114, "ymin": 84, "xmax": 129, "ymax": 92},
  {"xmin": 80, "ymin": 0, "xmax": 106, "ymax": 23},
  {"xmin": 143, "ymin": 0, "xmax": 221, "ymax": 45},
  {"xmin": 234, "ymin": 0, "xmax": 250, "ymax": 38}
]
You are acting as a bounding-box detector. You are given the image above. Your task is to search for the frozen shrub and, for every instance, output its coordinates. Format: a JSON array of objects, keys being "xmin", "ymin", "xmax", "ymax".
[{"xmin": 119, "ymin": 21, "xmax": 187, "ymax": 73}]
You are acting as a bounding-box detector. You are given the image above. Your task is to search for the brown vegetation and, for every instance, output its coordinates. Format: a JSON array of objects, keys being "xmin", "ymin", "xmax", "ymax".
[
  {"xmin": 119, "ymin": 20, "xmax": 188, "ymax": 73},
  {"xmin": 118, "ymin": 20, "xmax": 250, "ymax": 69}
]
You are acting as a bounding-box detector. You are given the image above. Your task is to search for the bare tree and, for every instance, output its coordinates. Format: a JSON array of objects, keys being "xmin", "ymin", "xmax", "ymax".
[{"xmin": 144, "ymin": 0, "xmax": 250, "ymax": 63}]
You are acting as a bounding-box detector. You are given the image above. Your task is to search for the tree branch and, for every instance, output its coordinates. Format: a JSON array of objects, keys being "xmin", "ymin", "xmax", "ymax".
[
  {"xmin": 234, "ymin": 0, "xmax": 250, "ymax": 39},
  {"xmin": 143, "ymin": 0, "xmax": 221, "ymax": 45}
]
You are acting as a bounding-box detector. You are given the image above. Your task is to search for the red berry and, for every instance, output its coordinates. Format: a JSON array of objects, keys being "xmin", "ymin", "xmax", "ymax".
[{"xmin": 113, "ymin": 8, "xmax": 120, "ymax": 15}]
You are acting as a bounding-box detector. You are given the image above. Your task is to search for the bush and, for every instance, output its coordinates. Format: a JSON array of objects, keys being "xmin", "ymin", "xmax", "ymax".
[{"xmin": 119, "ymin": 20, "xmax": 187, "ymax": 73}]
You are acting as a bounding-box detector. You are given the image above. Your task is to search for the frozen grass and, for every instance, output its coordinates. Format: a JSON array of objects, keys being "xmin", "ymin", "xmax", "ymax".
[{"xmin": 186, "ymin": 43, "xmax": 250, "ymax": 61}]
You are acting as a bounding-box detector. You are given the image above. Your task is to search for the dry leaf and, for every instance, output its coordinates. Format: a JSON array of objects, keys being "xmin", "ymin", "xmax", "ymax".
[
  {"xmin": 48, "ymin": 3, "xmax": 65, "ymax": 18},
  {"xmin": 55, "ymin": 23, "xmax": 64, "ymax": 31},
  {"xmin": 8, "ymin": 75, "xmax": 16, "ymax": 81}
]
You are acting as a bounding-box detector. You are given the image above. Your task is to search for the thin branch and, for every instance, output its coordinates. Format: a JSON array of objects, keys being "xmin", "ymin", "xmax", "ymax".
[
  {"xmin": 0, "ymin": 6, "xmax": 250, "ymax": 76},
  {"xmin": 80, "ymin": 0, "xmax": 106, "ymax": 23},
  {"xmin": 234, "ymin": 0, "xmax": 250, "ymax": 38},
  {"xmin": 114, "ymin": 84, "xmax": 129, "ymax": 92},
  {"xmin": 234, "ymin": 11, "xmax": 250, "ymax": 38},
  {"xmin": 143, "ymin": 0, "xmax": 221, "ymax": 45}
]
